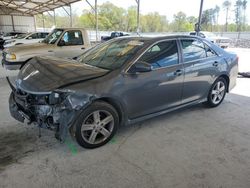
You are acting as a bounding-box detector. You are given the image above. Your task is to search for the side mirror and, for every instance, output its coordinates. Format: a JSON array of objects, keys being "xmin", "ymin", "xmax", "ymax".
[
  {"xmin": 28, "ymin": 37, "xmax": 32, "ymax": 40},
  {"xmin": 58, "ymin": 40, "xmax": 65, "ymax": 46},
  {"xmin": 129, "ymin": 61, "xmax": 152, "ymax": 73}
]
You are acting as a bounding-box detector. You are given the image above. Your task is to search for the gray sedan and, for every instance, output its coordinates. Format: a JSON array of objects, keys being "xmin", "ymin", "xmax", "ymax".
[{"xmin": 8, "ymin": 35, "xmax": 238, "ymax": 148}]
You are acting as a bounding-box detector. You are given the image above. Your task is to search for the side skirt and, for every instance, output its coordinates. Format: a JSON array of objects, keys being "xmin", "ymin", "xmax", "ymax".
[{"xmin": 127, "ymin": 98, "xmax": 207, "ymax": 125}]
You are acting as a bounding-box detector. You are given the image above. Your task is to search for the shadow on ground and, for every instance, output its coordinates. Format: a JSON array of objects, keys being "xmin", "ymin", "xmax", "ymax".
[{"xmin": 0, "ymin": 124, "xmax": 57, "ymax": 173}]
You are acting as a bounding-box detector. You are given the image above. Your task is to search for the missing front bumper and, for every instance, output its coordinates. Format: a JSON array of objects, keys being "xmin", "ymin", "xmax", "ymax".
[
  {"xmin": 8, "ymin": 91, "xmax": 80, "ymax": 142},
  {"xmin": 9, "ymin": 92, "xmax": 30, "ymax": 123}
]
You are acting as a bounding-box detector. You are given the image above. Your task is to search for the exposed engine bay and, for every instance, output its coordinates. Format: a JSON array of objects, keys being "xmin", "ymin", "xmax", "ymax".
[{"xmin": 7, "ymin": 77, "xmax": 90, "ymax": 141}]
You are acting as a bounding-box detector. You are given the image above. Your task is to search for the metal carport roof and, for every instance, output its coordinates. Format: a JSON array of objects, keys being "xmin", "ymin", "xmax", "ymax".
[{"xmin": 0, "ymin": 0, "xmax": 81, "ymax": 16}]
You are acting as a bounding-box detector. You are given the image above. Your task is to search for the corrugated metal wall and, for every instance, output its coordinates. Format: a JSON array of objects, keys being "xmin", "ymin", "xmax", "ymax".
[{"xmin": 0, "ymin": 15, "xmax": 35, "ymax": 33}]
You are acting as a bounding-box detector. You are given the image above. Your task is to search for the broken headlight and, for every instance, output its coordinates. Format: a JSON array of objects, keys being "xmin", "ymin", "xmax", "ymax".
[{"xmin": 51, "ymin": 89, "xmax": 89, "ymax": 110}]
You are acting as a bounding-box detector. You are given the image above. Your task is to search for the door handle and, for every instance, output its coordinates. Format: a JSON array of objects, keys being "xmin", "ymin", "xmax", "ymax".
[
  {"xmin": 213, "ymin": 61, "xmax": 219, "ymax": 67},
  {"xmin": 81, "ymin": 47, "xmax": 85, "ymax": 50},
  {"xmin": 48, "ymin": 50, "xmax": 53, "ymax": 52},
  {"xmin": 174, "ymin": 69, "xmax": 182, "ymax": 76}
]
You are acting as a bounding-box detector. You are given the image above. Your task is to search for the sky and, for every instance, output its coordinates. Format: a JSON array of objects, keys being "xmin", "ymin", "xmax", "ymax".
[{"xmin": 68, "ymin": 0, "xmax": 250, "ymax": 24}]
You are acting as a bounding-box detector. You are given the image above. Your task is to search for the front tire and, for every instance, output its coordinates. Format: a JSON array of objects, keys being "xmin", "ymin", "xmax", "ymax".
[
  {"xmin": 75, "ymin": 101, "xmax": 119, "ymax": 149},
  {"xmin": 206, "ymin": 77, "xmax": 227, "ymax": 107}
]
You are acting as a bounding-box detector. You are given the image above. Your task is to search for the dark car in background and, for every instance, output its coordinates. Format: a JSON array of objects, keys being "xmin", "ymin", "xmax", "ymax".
[
  {"xmin": 8, "ymin": 35, "xmax": 238, "ymax": 148},
  {"xmin": 101, "ymin": 31, "xmax": 129, "ymax": 42}
]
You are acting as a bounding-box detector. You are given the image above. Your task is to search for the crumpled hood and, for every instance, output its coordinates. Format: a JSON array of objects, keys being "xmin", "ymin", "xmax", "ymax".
[
  {"xmin": 4, "ymin": 42, "xmax": 53, "ymax": 55},
  {"xmin": 16, "ymin": 56, "xmax": 109, "ymax": 93}
]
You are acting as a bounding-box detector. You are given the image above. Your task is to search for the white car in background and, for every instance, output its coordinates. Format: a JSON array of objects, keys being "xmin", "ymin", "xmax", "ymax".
[
  {"xmin": 190, "ymin": 31, "xmax": 231, "ymax": 48},
  {"xmin": 0, "ymin": 31, "xmax": 25, "ymax": 40},
  {"xmin": 4, "ymin": 32, "xmax": 49, "ymax": 48}
]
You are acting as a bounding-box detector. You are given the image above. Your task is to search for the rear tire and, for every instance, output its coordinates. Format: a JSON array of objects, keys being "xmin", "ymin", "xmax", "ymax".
[
  {"xmin": 205, "ymin": 77, "xmax": 227, "ymax": 108},
  {"xmin": 75, "ymin": 101, "xmax": 119, "ymax": 149}
]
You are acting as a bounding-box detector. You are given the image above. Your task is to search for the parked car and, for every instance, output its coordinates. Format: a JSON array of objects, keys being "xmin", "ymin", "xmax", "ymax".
[
  {"xmin": 190, "ymin": 31, "xmax": 231, "ymax": 48},
  {"xmin": 8, "ymin": 35, "xmax": 238, "ymax": 149},
  {"xmin": 3, "ymin": 32, "xmax": 49, "ymax": 48},
  {"xmin": 2, "ymin": 28, "xmax": 91, "ymax": 70},
  {"xmin": 0, "ymin": 31, "xmax": 26, "ymax": 40},
  {"xmin": 0, "ymin": 31, "xmax": 26, "ymax": 49},
  {"xmin": 101, "ymin": 31, "xmax": 129, "ymax": 42}
]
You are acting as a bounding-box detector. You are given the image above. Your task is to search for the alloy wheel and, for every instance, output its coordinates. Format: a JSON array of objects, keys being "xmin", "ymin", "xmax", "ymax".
[
  {"xmin": 211, "ymin": 81, "xmax": 226, "ymax": 105},
  {"xmin": 81, "ymin": 110, "xmax": 114, "ymax": 145}
]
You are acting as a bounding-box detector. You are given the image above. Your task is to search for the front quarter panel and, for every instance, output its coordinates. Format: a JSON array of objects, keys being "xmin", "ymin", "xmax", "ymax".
[{"xmin": 61, "ymin": 70, "xmax": 129, "ymax": 123}]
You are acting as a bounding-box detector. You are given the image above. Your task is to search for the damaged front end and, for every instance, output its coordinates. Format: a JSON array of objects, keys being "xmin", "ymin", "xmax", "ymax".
[{"xmin": 7, "ymin": 77, "xmax": 90, "ymax": 142}]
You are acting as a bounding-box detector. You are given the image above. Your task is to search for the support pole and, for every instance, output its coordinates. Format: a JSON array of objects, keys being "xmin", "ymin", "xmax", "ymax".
[
  {"xmin": 135, "ymin": 0, "xmax": 140, "ymax": 34},
  {"xmin": 11, "ymin": 15, "xmax": 15, "ymax": 31},
  {"xmin": 42, "ymin": 13, "xmax": 45, "ymax": 31},
  {"xmin": 33, "ymin": 15, "xmax": 37, "ymax": 32},
  {"xmin": 69, "ymin": 4, "xmax": 73, "ymax": 27},
  {"xmin": 53, "ymin": 9, "xmax": 56, "ymax": 26},
  {"xmin": 196, "ymin": 0, "xmax": 204, "ymax": 34},
  {"xmin": 95, "ymin": 0, "xmax": 98, "ymax": 41}
]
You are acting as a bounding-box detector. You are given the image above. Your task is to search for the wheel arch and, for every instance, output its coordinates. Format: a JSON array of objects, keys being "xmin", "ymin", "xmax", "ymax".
[
  {"xmin": 218, "ymin": 74, "xmax": 230, "ymax": 92},
  {"xmin": 19, "ymin": 58, "xmax": 32, "ymax": 69},
  {"xmin": 94, "ymin": 97, "xmax": 126, "ymax": 126}
]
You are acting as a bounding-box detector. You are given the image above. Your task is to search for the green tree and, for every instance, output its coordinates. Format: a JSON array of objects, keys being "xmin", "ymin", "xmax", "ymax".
[
  {"xmin": 126, "ymin": 6, "xmax": 137, "ymax": 32},
  {"xmin": 172, "ymin": 11, "xmax": 187, "ymax": 31},
  {"xmin": 242, "ymin": 0, "xmax": 247, "ymax": 31},
  {"xmin": 223, "ymin": 0, "xmax": 231, "ymax": 32},
  {"xmin": 214, "ymin": 5, "xmax": 220, "ymax": 31},
  {"xmin": 235, "ymin": 0, "xmax": 243, "ymax": 32},
  {"xmin": 78, "ymin": 10, "xmax": 96, "ymax": 28},
  {"xmin": 98, "ymin": 2, "xmax": 126, "ymax": 30},
  {"xmin": 141, "ymin": 12, "xmax": 168, "ymax": 32},
  {"xmin": 187, "ymin": 16, "xmax": 197, "ymax": 25},
  {"xmin": 201, "ymin": 9, "xmax": 211, "ymax": 31}
]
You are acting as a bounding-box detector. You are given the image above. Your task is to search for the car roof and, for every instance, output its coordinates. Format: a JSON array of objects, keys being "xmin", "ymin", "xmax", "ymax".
[
  {"xmin": 54, "ymin": 28, "xmax": 87, "ymax": 31},
  {"xmin": 9, "ymin": 31, "xmax": 25, "ymax": 34},
  {"xmin": 36, "ymin": 31, "xmax": 49, "ymax": 33},
  {"xmin": 115, "ymin": 34, "xmax": 203, "ymax": 43}
]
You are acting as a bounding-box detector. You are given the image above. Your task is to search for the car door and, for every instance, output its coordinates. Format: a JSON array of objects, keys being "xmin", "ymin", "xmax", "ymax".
[
  {"xmin": 122, "ymin": 40, "xmax": 184, "ymax": 119},
  {"xmin": 180, "ymin": 38, "xmax": 220, "ymax": 104},
  {"xmin": 54, "ymin": 30, "xmax": 87, "ymax": 58}
]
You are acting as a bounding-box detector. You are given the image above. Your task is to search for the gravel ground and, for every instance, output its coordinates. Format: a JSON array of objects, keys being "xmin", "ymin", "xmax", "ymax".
[
  {"xmin": 230, "ymin": 39, "xmax": 250, "ymax": 48},
  {"xmin": 0, "ymin": 48, "xmax": 250, "ymax": 188}
]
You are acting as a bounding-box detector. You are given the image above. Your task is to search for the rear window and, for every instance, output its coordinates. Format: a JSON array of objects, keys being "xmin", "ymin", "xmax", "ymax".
[{"xmin": 181, "ymin": 39, "xmax": 206, "ymax": 62}]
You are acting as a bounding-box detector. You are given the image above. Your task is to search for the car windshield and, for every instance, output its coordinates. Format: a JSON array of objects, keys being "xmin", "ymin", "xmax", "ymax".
[
  {"xmin": 42, "ymin": 29, "xmax": 63, "ymax": 44},
  {"xmin": 77, "ymin": 38, "xmax": 145, "ymax": 71}
]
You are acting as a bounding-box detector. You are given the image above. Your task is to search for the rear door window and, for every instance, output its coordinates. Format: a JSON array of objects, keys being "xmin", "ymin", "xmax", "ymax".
[
  {"xmin": 181, "ymin": 39, "xmax": 207, "ymax": 62},
  {"xmin": 204, "ymin": 44, "xmax": 217, "ymax": 57}
]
